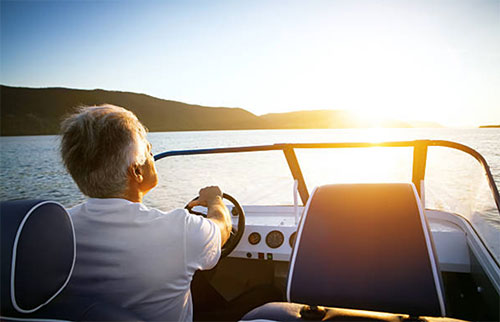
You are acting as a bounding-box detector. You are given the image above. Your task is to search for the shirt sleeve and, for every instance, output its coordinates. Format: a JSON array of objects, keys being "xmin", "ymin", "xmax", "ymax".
[{"xmin": 185, "ymin": 212, "xmax": 222, "ymax": 272}]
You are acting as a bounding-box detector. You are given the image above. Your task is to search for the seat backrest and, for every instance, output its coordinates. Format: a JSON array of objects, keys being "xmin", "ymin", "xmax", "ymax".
[
  {"xmin": 1, "ymin": 200, "xmax": 76, "ymax": 316},
  {"xmin": 0, "ymin": 199, "xmax": 142, "ymax": 321},
  {"xmin": 286, "ymin": 183, "xmax": 446, "ymax": 317}
]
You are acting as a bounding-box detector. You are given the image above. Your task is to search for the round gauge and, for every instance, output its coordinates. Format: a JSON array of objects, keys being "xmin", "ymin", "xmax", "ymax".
[
  {"xmin": 289, "ymin": 231, "xmax": 297, "ymax": 248},
  {"xmin": 266, "ymin": 230, "xmax": 284, "ymax": 249},
  {"xmin": 248, "ymin": 232, "xmax": 261, "ymax": 245}
]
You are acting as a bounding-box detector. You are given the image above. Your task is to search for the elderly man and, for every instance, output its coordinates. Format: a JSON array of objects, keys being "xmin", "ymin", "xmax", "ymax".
[{"xmin": 60, "ymin": 105, "xmax": 232, "ymax": 321}]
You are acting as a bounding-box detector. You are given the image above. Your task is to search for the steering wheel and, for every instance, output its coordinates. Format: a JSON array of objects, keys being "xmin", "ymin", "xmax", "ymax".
[{"xmin": 185, "ymin": 193, "xmax": 245, "ymax": 258}]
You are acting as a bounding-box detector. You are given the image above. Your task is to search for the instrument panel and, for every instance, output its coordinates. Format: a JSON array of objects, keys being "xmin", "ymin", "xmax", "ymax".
[{"xmin": 229, "ymin": 205, "xmax": 302, "ymax": 261}]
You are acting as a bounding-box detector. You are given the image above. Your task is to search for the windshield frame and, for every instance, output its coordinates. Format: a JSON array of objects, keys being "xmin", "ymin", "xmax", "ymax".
[{"xmin": 154, "ymin": 139, "xmax": 500, "ymax": 214}]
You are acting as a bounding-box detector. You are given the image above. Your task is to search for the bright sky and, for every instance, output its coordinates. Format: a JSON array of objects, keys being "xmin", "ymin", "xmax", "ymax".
[{"xmin": 1, "ymin": 0, "xmax": 499, "ymax": 127}]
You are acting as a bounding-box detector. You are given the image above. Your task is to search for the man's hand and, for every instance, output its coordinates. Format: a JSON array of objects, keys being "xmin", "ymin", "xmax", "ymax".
[
  {"xmin": 188, "ymin": 186, "xmax": 232, "ymax": 246},
  {"xmin": 188, "ymin": 186, "xmax": 223, "ymax": 208}
]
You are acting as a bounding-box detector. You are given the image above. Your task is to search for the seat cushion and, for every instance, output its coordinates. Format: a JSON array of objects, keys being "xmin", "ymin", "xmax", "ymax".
[{"xmin": 242, "ymin": 302, "xmax": 466, "ymax": 322}]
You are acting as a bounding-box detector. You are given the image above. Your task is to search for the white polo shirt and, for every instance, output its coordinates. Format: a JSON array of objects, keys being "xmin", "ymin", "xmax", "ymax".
[{"xmin": 66, "ymin": 198, "xmax": 221, "ymax": 321}]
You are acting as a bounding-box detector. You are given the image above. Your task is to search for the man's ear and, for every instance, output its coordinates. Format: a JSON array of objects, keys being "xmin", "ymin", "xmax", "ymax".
[{"xmin": 128, "ymin": 163, "xmax": 144, "ymax": 183}]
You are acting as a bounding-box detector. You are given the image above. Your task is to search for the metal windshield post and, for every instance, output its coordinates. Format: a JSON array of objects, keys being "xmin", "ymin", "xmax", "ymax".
[
  {"xmin": 283, "ymin": 146, "xmax": 309, "ymax": 205},
  {"xmin": 412, "ymin": 141, "xmax": 428, "ymax": 200}
]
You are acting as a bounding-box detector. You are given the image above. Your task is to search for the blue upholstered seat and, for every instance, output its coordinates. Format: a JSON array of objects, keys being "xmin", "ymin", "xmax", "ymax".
[
  {"xmin": 243, "ymin": 183, "xmax": 447, "ymax": 321},
  {"xmin": 0, "ymin": 199, "xmax": 141, "ymax": 321}
]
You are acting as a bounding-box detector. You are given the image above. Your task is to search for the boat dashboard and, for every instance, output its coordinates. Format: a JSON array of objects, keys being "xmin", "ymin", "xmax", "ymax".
[{"xmin": 228, "ymin": 205, "xmax": 301, "ymax": 262}]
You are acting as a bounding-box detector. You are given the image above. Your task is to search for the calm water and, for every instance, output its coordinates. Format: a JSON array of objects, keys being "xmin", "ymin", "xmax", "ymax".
[
  {"xmin": 1, "ymin": 128, "xmax": 498, "ymax": 207},
  {"xmin": 1, "ymin": 128, "xmax": 499, "ymax": 257}
]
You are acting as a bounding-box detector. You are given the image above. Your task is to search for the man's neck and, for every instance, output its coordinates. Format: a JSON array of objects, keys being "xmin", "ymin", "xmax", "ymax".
[{"xmin": 122, "ymin": 189, "xmax": 144, "ymax": 203}]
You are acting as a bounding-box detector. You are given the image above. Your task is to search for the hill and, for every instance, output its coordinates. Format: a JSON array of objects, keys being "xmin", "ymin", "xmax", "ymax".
[
  {"xmin": 261, "ymin": 110, "xmax": 411, "ymax": 128},
  {"xmin": 261, "ymin": 110, "xmax": 360, "ymax": 129},
  {"xmin": 0, "ymin": 85, "xmax": 439, "ymax": 135},
  {"xmin": 0, "ymin": 85, "xmax": 264, "ymax": 135}
]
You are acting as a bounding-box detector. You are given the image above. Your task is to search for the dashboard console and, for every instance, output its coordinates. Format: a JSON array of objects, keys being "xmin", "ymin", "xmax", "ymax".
[{"xmin": 229, "ymin": 205, "xmax": 302, "ymax": 261}]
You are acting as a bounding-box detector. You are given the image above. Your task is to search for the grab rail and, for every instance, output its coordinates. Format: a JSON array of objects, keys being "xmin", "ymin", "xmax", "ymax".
[{"xmin": 154, "ymin": 140, "xmax": 500, "ymax": 212}]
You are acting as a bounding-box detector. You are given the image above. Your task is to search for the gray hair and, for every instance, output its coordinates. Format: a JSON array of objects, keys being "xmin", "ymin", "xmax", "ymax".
[{"xmin": 60, "ymin": 105, "xmax": 148, "ymax": 198}]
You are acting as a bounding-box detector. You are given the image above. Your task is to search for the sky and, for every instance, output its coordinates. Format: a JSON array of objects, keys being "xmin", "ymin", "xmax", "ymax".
[{"xmin": 1, "ymin": 0, "xmax": 499, "ymax": 127}]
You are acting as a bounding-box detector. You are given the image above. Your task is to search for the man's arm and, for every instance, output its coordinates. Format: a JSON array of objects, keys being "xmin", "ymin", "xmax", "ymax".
[{"xmin": 188, "ymin": 186, "xmax": 232, "ymax": 245}]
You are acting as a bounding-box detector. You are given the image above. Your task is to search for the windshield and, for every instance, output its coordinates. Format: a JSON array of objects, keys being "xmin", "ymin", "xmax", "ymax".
[
  {"xmin": 296, "ymin": 147, "xmax": 413, "ymax": 187},
  {"xmin": 145, "ymin": 150, "xmax": 295, "ymax": 211},
  {"xmin": 425, "ymin": 146, "xmax": 500, "ymax": 263},
  {"xmin": 150, "ymin": 140, "xmax": 500, "ymax": 264}
]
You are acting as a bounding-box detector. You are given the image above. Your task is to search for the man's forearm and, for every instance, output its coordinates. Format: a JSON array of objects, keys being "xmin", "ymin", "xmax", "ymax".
[{"xmin": 207, "ymin": 197, "xmax": 232, "ymax": 245}]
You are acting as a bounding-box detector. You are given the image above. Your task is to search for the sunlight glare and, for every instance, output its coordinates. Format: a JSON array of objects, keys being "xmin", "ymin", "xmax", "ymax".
[
  {"xmin": 291, "ymin": 12, "xmax": 467, "ymax": 127},
  {"xmin": 298, "ymin": 147, "xmax": 413, "ymax": 188}
]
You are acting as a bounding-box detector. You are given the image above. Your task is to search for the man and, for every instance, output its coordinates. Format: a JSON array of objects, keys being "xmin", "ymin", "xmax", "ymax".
[{"xmin": 60, "ymin": 105, "xmax": 232, "ymax": 321}]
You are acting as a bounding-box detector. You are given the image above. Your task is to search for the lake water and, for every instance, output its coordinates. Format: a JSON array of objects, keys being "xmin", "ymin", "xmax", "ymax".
[{"xmin": 1, "ymin": 128, "xmax": 499, "ymax": 258}]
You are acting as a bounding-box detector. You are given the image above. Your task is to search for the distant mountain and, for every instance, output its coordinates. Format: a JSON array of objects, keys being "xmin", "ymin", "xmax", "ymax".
[
  {"xmin": 260, "ymin": 110, "xmax": 412, "ymax": 129},
  {"xmin": 0, "ymin": 85, "xmax": 441, "ymax": 136},
  {"xmin": 0, "ymin": 85, "xmax": 264, "ymax": 135},
  {"xmin": 261, "ymin": 110, "xmax": 360, "ymax": 129},
  {"xmin": 479, "ymin": 125, "xmax": 500, "ymax": 128}
]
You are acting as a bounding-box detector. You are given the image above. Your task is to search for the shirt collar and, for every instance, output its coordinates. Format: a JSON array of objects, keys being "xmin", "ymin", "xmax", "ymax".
[{"xmin": 86, "ymin": 198, "xmax": 138, "ymax": 207}]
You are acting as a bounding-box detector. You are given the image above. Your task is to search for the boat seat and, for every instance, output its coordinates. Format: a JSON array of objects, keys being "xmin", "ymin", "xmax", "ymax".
[
  {"xmin": 0, "ymin": 199, "xmax": 142, "ymax": 321},
  {"xmin": 242, "ymin": 183, "xmax": 449, "ymax": 321},
  {"xmin": 243, "ymin": 302, "xmax": 468, "ymax": 322}
]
